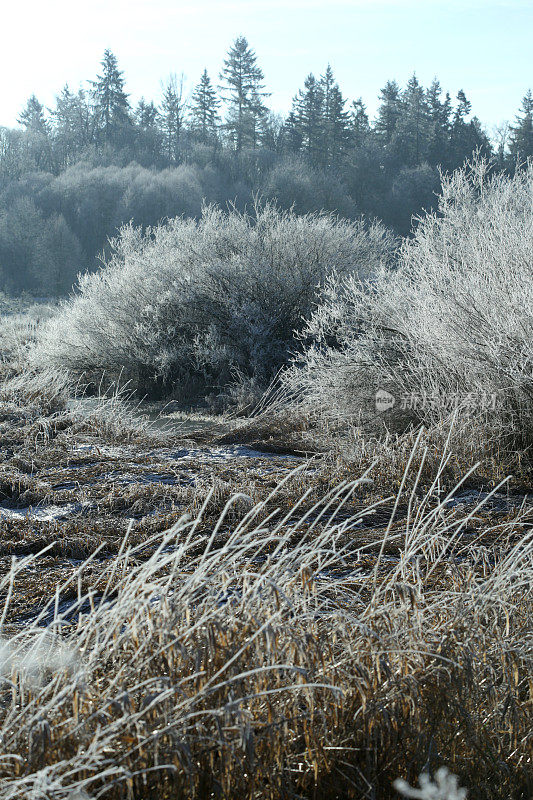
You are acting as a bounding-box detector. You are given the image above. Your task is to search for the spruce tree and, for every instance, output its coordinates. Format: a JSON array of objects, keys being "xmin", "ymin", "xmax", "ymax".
[
  {"xmin": 18, "ymin": 95, "xmax": 48, "ymax": 134},
  {"xmin": 284, "ymin": 110, "xmax": 303, "ymax": 153},
  {"xmin": 375, "ymin": 80, "xmax": 402, "ymax": 143},
  {"xmin": 454, "ymin": 89, "xmax": 472, "ymax": 122},
  {"xmin": 51, "ymin": 85, "xmax": 80, "ymax": 166},
  {"xmin": 319, "ymin": 66, "xmax": 350, "ymax": 167},
  {"xmin": 326, "ymin": 85, "xmax": 351, "ymax": 166},
  {"xmin": 91, "ymin": 49, "xmax": 131, "ymax": 144},
  {"xmin": 52, "ymin": 85, "xmax": 96, "ymax": 156},
  {"xmin": 425, "ymin": 79, "xmax": 451, "ymax": 165},
  {"xmin": 135, "ymin": 98, "xmax": 159, "ymax": 130},
  {"xmin": 134, "ymin": 98, "xmax": 162, "ymax": 160},
  {"xmin": 448, "ymin": 89, "xmax": 490, "ymax": 167},
  {"xmin": 509, "ymin": 89, "xmax": 533, "ymax": 160},
  {"xmin": 293, "ymin": 74, "xmax": 325, "ymax": 165},
  {"xmin": 220, "ymin": 36, "xmax": 269, "ymax": 151},
  {"xmin": 351, "ymin": 98, "xmax": 370, "ymax": 148},
  {"xmin": 160, "ymin": 74, "xmax": 187, "ymax": 163},
  {"xmin": 392, "ymin": 74, "xmax": 430, "ymax": 166},
  {"xmin": 17, "ymin": 95, "xmax": 52, "ymax": 170},
  {"xmin": 190, "ymin": 70, "xmax": 220, "ymax": 144},
  {"xmin": 321, "ymin": 65, "xmax": 335, "ymax": 124}
]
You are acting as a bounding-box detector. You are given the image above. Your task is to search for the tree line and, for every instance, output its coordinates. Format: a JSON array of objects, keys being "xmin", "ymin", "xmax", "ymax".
[{"xmin": 1, "ymin": 38, "xmax": 531, "ymax": 296}]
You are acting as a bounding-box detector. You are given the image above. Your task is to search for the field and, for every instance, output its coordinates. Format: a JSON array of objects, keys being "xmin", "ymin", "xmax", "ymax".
[{"xmin": 0, "ymin": 162, "xmax": 532, "ymax": 799}]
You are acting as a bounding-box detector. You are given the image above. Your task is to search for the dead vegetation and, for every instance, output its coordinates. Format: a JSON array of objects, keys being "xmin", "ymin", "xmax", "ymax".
[
  {"xmin": 0, "ymin": 452, "xmax": 532, "ymax": 800},
  {"xmin": 0, "ymin": 320, "xmax": 532, "ymax": 798}
]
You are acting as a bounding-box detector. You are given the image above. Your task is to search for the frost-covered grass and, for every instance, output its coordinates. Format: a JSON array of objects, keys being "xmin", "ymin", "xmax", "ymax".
[
  {"xmin": 1, "ymin": 295, "xmax": 533, "ymax": 798},
  {"xmin": 31, "ymin": 202, "xmax": 395, "ymax": 399},
  {"xmin": 283, "ymin": 160, "xmax": 533, "ymax": 469},
  {"xmin": 0, "ymin": 447, "xmax": 532, "ymax": 799},
  {"xmin": 0, "ymin": 300, "xmax": 56, "ymax": 367}
]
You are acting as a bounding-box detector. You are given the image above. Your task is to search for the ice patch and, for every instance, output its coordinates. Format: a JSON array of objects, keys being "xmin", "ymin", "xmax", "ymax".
[
  {"xmin": 445, "ymin": 490, "xmax": 529, "ymax": 512},
  {"xmin": 0, "ymin": 502, "xmax": 88, "ymax": 521},
  {"xmin": 164, "ymin": 444, "xmax": 302, "ymax": 462}
]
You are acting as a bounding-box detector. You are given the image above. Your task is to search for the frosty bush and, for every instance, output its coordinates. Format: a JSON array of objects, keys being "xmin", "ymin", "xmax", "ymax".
[
  {"xmin": 394, "ymin": 768, "xmax": 468, "ymax": 800},
  {"xmin": 284, "ymin": 160, "xmax": 533, "ymax": 459},
  {"xmin": 32, "ymin": 202, "xmax": 395, "ymax": 398}
]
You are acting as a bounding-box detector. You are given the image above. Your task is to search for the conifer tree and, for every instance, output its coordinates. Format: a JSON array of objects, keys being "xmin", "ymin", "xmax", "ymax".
[
  {"xmin": 51, "ymin": 85, "xmax": 81, "ymax": 166},
  {"xmin": 392, "ymin": 74, "xmax": 429, "ymax": 166},
  {"xmin": 17, "ymin": 95, "xmax": 52, "ymax": 170},
  {"xmin": 375, "ymin": 80, "xmax": 402, "ymax": 143},
  {"xmin": 321, "ymin": 65, "xmax": 335, "ymax": 124},
  {"xmin": 190, "ymin": 70, "xmax": 220, "ymax": 144},
  {"xmin": 425, "ymin": 79, "xmax": 451, "ymax": 165},
  {"xmin": 448, "ymin": 89, "xmax": 490, "ymax": 167},
  {"xmin": 509, "ymin": 89, "xmax": 533, "ymax": 160},
  {"xmin": 284, "ymin": 110, "xmax": 303, "ymax": 153},
  {"xmin": 18, "ymin": 95, "xmax": 49, "ymax": 134},
  {"xmin": 160, "ymin": 74, "xmax": 187, "ymax": 163},
  {"xmin": 351, "ymin": 98, "xmax": 370, "ymax": 148},
  {"xmin": 326, "ymin": 84, "xmax": 351, "ymax": 166},
  {"xmin": 91, "ymin": 49, "xmax": 131, "ymax": 144},
  {"xmin": 292, "ymin": 74, "xmax": 325, "ymax": 165},
  {"xmin": 135, "ymin": 98, "xmax": 159, "ymax": 130},
  {"xmin": 220, "ymin": 36, "xmax": 269, "ymax": 151},
  {"xmin": 319, "ymin": 66, "xmax": 351, "ymax": 167},
  {"xmin": 52, "ymin": 85, "xmax": 96, "ymax": 157},
  {"xmin": 134, "ymin": 98, "xmax": 162, "ymax": 159},
  {"xmin": 454, "ymin": 89, "xmax": 472, "ymax": 122}
]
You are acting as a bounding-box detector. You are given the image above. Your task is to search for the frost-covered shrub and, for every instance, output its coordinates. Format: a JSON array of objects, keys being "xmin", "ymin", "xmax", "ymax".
[
  {"xmin": 394, "ymin": 768, "xmax": 468, "ymax": 800},
  {"xmin": 284, "ymin": 160, "xmax": 533, "ymax": 457},
  {"xmin": 32, "ymin": 202, "xmax": 395, "ymax": 398}
]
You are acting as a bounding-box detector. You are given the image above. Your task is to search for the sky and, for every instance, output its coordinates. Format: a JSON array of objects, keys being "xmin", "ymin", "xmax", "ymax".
[{"xmin": 1, "ymin": 0, "xmax": 531, "ymax": 131}]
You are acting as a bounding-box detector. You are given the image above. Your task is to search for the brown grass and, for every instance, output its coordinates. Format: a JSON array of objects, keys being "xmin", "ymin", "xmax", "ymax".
[
  {"xmin": 0, "ymin": 467, "xmax": 532, "ymax": 800},
  {"xmin": 0, "ymin": 361, "xmax": 532, "ymax": 799}
]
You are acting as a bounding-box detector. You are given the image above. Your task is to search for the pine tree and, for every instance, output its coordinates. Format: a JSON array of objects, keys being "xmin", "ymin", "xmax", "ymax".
[
  {"xmin": 52, "ymin": 85, "xmax": 96, "ymax": 152},
  {"xmin": 326, "ymin": 85, "xmax": 351, "ymax": 166},
  {"xmin": 17, "ymin": 95, "xmax": 52, "ymax": 170},
  {"xmin": 91, "ymin": 49, "xmax": 131, "ymax": 144},
  {"xmin": 284, "ymin": 110, "xmax": 303, "ymax": 153},
  {"xmin": 425, "ymin": 79, "xmax": 451, "ymax": 165},
  {"xmin": 220, "ymin": 36, "xmax": 269, "ymax": 151},
  {"xmin": 351, "ymin": 98, "xmax": 370, "ymax": 148},
  {"xmin": 292, "ymin": 74, "xmax": 325, "ymax": 165},
  {"xmin": 446, "ymin": 90, "xmax": 492, "ymax": 168},
  {"xmin": 51, "ymin": 85, "xmax": 81, "ymax": 166},
  {"xmin": 509, "ymin": 89, "xmax": 533, "ymax": 160},
  {"xmin": 18, "ymin": 95, "xmax": 48, "ymax": 134},
  {"xmin": 391, "ymin": 74, "xmax": 429, "ymax": 166},
  {"xmin": 454, "ymin": 89, "xmax": 472, "ymax": 122},
  {"xmin": 319, "ymin": 66, "xmax": 351, "ymax": 167},
  {"xmin": 135, "ymin": 98, "xmax": 159, "ymax": 130},
  {"xmin": 321, "ymin": 65, "xmax": 335, "ymax": 125},
  {"xmin": 134, "ymin": 98, "xmax": 162, "ymax": 160},
  {"xmin": 375, "ymin": 80, "xmax": 402, "ymax": 143},
  {"xmin": 190, "ymin": 70, "xmax": 220, "ymax": 144},
  {"xmin": 160, "ymin": 74, "xmax": 187, "ymax": 164}
]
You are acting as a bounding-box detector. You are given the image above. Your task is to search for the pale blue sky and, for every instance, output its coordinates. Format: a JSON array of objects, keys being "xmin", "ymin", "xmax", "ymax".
[{"xmin": 2, "ymin": 0, "xmax": 531, "ymax": 131}]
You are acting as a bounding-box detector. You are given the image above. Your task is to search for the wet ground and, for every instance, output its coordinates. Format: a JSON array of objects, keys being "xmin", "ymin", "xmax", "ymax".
[{"xmin": 1, "ymin": 399, "xmax": 531, "ymax": 631}]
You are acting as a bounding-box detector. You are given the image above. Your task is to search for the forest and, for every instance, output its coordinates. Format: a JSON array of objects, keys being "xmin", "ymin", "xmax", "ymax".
[{"xmin": 1, "ymin": 37, "xmax": 531, "ymax": 295}]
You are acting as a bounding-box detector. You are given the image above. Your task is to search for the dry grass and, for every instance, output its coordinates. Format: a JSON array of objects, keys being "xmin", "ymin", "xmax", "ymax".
[
  {"xmin": 0, "ymin": 333, "xmax": 532, "ymax": 798},
  {"xmin": 0, "ymin": 453, "xmax": 532, "ymax": 799}
]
